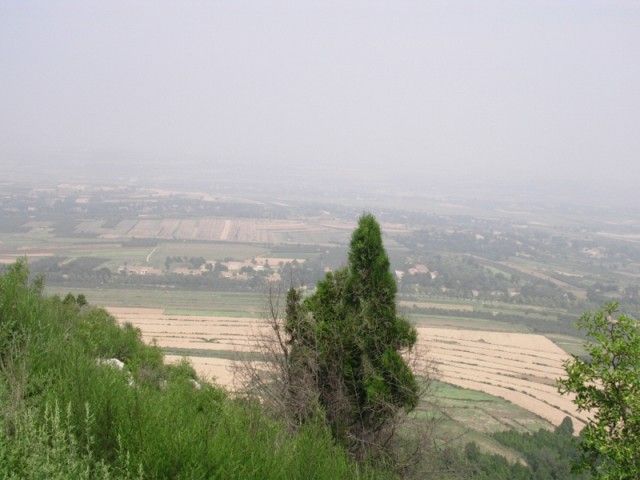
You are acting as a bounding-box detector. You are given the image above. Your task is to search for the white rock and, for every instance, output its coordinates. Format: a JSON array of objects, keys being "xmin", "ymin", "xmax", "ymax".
[{"xmin": 97, "ymin": 358, "xmax": 125, "ymax": 370}]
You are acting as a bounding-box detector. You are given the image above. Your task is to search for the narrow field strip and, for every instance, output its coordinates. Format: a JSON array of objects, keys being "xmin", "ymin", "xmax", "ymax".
[
  {"xmin": 427, "ymin": 350, "xmax": 566, "ymax": 380},
  {"xmin": 426, "ymin": 346, "xmax": 567, "ymax": 375},
  {"xmin": 426, "ymin": 335, "xmax": 569, "ymax": 362}
]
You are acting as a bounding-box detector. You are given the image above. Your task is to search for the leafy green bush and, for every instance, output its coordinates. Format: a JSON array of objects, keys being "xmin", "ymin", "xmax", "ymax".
[{"xmin": 0, "ymin": 402, "xmax": 141, "ymax": 480}]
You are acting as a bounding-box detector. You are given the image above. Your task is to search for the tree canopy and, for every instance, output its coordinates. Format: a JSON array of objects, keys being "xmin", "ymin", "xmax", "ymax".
[
  {"xmin": 558, "ymin": 303, "xmax": 640, "ymax": 479},
  {"xmin": 286, "ymin": 214, "xmax": 419, "ymax": 458}
]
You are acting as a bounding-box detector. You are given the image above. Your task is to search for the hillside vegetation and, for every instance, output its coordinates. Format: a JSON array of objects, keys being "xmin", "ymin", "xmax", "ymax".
[
  {"xmin": 0, "ymin": 254, "xmax": 597, "ymax": 479},
  {"xmin": 0, "ymin": 260, "xmax": 389, "ymax": 479}
]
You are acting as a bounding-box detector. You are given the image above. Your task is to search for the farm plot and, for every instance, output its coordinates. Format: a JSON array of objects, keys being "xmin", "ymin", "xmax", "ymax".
[
  {"xmin": 427, "ymin": 380, "xmax": 551, "ymax": 434},
  {"xmin": 92, "ymin": 217, "xmax": 407, "ymax": 245},
  {"xmin": 416, "ymin": 327, "xmax": 587, "ymax": 431},
  {"xmin": 81, "ymin": 216, "xmax": 408, "ymax": 245},
  {"xmin": 107, "ymin": 307, "xmax": 270, "ymax": 387},
  {"xmin": 399, "ymin": 300, "xmax": 474, "ymax": 312},
  {"xmin": 75, "ymin": 220, "xmax": 108, "ymax": 235},
  {"xmin": 498, "ymin": 259, "xmax": 588, "ymax": 300},
  {"xmin": 107, "ymin": 307, "xmax": 585, "ymax": 431},
  {"xmin": 418, "ymin": 380, "xmax": 553, "ymax": 460},
  {"xmin": 148, "ymin": 242, "xmax": 269, "ymax": 269},
  {"xmin": 113, "ymin": 218, "xmax": 319, "ymax": 243},
  {"xmin": 47, "ymin": 287, "xmax": 267, "ymax": 317}
]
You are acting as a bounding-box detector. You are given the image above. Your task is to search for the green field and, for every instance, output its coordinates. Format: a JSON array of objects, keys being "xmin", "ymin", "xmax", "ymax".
[
  {"xmin": 419, "ymin": 380, "xmax": 553, "ymax": 462},
  {"xmin": 545, "ymin": 333, "xmax": 586, "ymax": 357},
  {"xmin": 408, "ymin": 313, "xmax": 531, "ymax": 332},
  {"xmin": 400, "ymin": 293, "xmax": 568, "ymax": 316},
  {"xmin": 1, "ymin": 229, "xmax": 322, "ymax": 272},
  {"xmin": 148, "ymin": 242, "xmax": 270, "ymax": 268},
  {"xmin": 429, "ymin": 381, "xmax": 552, "ymax": 433},
  {"xmin": 45, "ymin": 286, "xmax": 267, "ymax": 317}
]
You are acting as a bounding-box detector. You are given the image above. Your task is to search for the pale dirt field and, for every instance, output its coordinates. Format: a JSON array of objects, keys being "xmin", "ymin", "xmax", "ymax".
[
  {"xmin": 108, "ymin": 307, "xmax": 585, "ymax": 431},
  {"xmin": 92, "ymin": 217, "xmax": 408, "ymax": 244},
  {"xmin": 164, "ymin": 355, "xmax": 238, "ymax": 387},
  {"xmin": 219, "ymin": 219, "xmax": 232, "ymax": 241}
]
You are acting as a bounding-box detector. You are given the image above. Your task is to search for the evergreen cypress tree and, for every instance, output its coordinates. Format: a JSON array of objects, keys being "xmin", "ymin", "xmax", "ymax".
[{"xmin": 292, "ymin": 214, "xmax": 419, "ymax": 456}]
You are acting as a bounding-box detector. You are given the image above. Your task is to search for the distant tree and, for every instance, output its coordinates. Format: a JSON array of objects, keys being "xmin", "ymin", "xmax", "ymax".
[
  {"xmin": 556, "ymin": 416, "xmax": 575, "ymax": 437},
  {"xmin": 282, "ymin": 287, "xmax": 319, "ymax": 424},
  {"xmin": 213, "ymin": 261, "xmax": 228, "ymax": 273},
  {"xmin": 76, "ymin": 294, "xmax": 87, "ymax": 307},
  {"xmin": 558, "ymin": 303, "xmax": 640, "ymax": 479},
  {"xmin": 62, "ymin": 293, "xmax": 76, "ymax": 306},
  {"xmin": 189, "ymin": 257, "xmax": 206, "ymax": 269}
]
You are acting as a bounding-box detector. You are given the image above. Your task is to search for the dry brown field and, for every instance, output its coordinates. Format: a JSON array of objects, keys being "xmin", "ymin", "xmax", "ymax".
[
  {"xmin": 74, "ymin": 217, "xmax": 410, "ymax": 244},
  {"xmin": 107, "ymin": 307, "xmax": 585, "ymax": 430},
  {"xmin": 101, "ymin": 218, "xmax": 331, "ymax": 243},
  {"xmin": 417, "ymin": 327, "xmax": 587, "ymax": 430}
]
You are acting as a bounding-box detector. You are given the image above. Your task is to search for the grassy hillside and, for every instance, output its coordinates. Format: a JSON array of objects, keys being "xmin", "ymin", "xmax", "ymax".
[{"xmin": 0, "ymin": 260, "xmax": 389, "ymax": 479}]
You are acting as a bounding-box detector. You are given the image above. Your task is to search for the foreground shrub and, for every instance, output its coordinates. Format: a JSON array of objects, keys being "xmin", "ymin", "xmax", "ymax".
[{"xmin": 0, "ymin": 260, "xmax": 389, "ymax": 480}]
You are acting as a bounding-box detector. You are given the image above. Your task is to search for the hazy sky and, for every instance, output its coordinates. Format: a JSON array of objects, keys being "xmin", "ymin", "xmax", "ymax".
[{"xmin": 1, "ymin": 1, "xmax": 639, "ymax": 195}]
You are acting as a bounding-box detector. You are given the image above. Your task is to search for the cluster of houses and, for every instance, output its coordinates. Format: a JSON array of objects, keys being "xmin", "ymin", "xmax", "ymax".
[
  {"xmin": 394, "ymin": 263, "xmax": 439, "ymax": 281},
  {"xmin": 119, "ymin": 256, "xmax": 305, "ymax": 283}
]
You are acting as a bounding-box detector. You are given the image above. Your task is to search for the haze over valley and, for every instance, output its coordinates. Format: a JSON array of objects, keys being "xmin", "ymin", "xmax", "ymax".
[{"xmin": 1, "ymin": 1, "xmax": 639, "ymax": 479}]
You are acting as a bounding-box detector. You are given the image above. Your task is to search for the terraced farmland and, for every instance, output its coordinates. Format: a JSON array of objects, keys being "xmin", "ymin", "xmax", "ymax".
[
  {"xmin": 416, "ymin": 327, "xmax": 587, "ymax": 430},
  {"xmin": 76, "ymin": 217, "xmax": 355, "ymax": 244},
  {"xmin": 71, "ymin": 216, "xmax": 413, "ymax": 245},
  {"xmin": 107, "ymin": 307, "xmax": 586, "ymax": 431}
]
